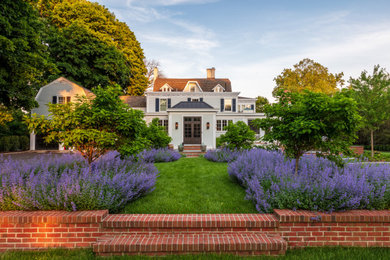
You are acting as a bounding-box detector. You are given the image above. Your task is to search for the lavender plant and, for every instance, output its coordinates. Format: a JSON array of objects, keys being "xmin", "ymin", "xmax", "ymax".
[
  {"xmin": 204, "ymin": 148, "xmax": 242, "ymax": 162},
  {"xmin": 137, "ymin": 148, "xmax": 181, "ymax": 163},
  {"xmin": 0, "ymin": 151, "xmax": 157, "ymax": 212},
  {"xmin": 228, "ymin": 149, "xmax": 390, "ymax": 213}
]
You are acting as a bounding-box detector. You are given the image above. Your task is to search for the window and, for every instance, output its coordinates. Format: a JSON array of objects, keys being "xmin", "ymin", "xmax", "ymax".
[
  {"xmin": 160, "ymin": 99, "xmax": 167, "ymax": 111},
  {"xmin": 57, "ymin": 96, "xmax": 71, "ymax": 104},
  {"xmin": 190, "ymin": 86, "xmax": 195, "ymax": 92},
  {"xmin": 214, "ymin": 86, "xmax": 224, "ymax": 92},
  {"xmin": 161, "ymin": 84, "xmax": 171, "ymax": 92},
  {"xmin": 192, "ymin": 98, "xmax": 199, "ymax": 102},
  {"xmin": 224, "ymin": 99, "xmax": 232, "ymax": 112},
  {"xmin": 158, "ymin": 119, "xmax": 168, "ymax": 132},
  {"xmin": 248, "ymin": 119, "xmax": 260, "ymax": 134},
  {"xmin": 216, "ymin": 120, "xmax": 233, "ymax": 131},
  {"xmin": 239, "ymin": 104, "xmax": 253, "ymax": 112}
]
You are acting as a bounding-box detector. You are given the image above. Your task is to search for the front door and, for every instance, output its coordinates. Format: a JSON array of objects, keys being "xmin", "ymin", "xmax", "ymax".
[{"xmin": 183, "ymin": 117, "xmax": 201, "ymax": 144}]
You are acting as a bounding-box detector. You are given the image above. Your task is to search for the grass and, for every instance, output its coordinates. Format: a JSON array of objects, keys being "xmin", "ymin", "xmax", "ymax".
[
  {"xmin": 2, "ymin": 247, "xmax": 390, "ymax": 260},
  {"xmin": 123, "ymin": 157, "xmax": 257, "ymax": 214}
]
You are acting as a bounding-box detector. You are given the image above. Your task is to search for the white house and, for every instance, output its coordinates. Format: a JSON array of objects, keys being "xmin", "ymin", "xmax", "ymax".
[{"xmin": 30, "ymin": 68, "xmax": 265, "ymax": 150}]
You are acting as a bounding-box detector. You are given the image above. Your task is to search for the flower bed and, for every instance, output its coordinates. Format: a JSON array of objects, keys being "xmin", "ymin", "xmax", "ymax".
[
  {"xmin": 204, "ymin": 148, "xmax": 242, "ymax": 162},
  {"xmin": 228, "ymin": 149, "xmax": 390, "ymax": 213},
  {"xmin": 137, "ymin": 148, "xmax": 181, "ymax": 163},
  {"xmin": 0, "ymin": 151, "xmax": 157, "ymax": 212}
]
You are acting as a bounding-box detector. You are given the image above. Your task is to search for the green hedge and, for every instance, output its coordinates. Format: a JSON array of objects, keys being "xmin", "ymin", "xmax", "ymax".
[
  {"xmin": 0, "ymin": 136, "xmax": 29, "ymax": 152},
  {"xmin": 364, "ymin": 144, "xmax": 390, "ymax": 152}
]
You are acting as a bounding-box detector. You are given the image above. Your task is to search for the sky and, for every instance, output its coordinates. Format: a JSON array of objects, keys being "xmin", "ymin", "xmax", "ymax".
[{"xmin": 95, "ymin": 0, "xmax": 390, "ymax": 101}]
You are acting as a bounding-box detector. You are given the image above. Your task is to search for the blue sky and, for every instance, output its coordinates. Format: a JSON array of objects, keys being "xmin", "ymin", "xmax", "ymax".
[{"xmin": 95, "ymin": 0, "xmax": 390, "ymax": 101}]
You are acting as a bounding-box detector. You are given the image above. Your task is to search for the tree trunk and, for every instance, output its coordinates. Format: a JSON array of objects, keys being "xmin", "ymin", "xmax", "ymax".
[
  {"xmin": 370, "ymin": 130, "xmax": 374, "ymax": 159},
  {"xmin": 294, "ymin": 155, "xmax": 300, "ymax": 176}
]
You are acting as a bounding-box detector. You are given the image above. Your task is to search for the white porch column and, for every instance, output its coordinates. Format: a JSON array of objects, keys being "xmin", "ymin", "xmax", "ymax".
[{"xmin": 30, "ymin": 132, "xmax": 36, "ymax": 150}]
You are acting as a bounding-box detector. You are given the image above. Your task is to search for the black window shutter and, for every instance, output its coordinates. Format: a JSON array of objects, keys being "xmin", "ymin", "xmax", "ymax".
[
  {"xmin": 220, "ymin": 99, "xmax": 224, "ymax": 112},
  {"xmin": 200, "ymin": 97, "xmax": 203, "ymax": 102},
  {"xmin": 251, "ymin": 104, "xmax": 254, "ymax": 110},
  {"xmin": 168, "ymin": 98, "xmax": 171, "ymax": 108},
  {"xmin": 232, "ymin": 99, "xmax": 236, "ymax": 112},
  {"xmin": 52, "ymin": 96, "xmax": 57, "ymax": 104},
  {"xmin": 187, "ymin": 98, "xmax": 191, "ymax": 101},
  {"xmin": 155, "ymin": 98, "xmax": 159, "ymax": 112}
]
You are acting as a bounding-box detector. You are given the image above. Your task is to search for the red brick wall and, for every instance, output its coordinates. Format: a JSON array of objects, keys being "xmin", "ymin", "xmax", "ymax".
[
  {"xmin": 1, "ymin": 209, "xmax": 390, "ymax": 252},
  {"xmin": 274, "ymin": 209, "xmax": 390, "ymax": 248},
  {"xmin": 0, "ymin": 210, "xmax": 108, "ymax": 251},
  {"xmin": 350, "ymin": 145, "xmax": 364, "ymax": 155}
]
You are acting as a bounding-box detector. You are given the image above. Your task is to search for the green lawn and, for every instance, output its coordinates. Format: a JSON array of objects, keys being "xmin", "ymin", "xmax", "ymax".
[
  {"xmin": 2, "ymin": 247, "xmax": 390, "ymax": 260},
  {"xmin": 123, "ymin": 157, "xmax": 257, "ymax": 214}
]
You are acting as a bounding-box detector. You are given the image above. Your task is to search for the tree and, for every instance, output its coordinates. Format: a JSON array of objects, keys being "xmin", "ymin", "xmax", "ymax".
[
  {"xmin": 25, "ymin": 85, "xmax": 150, "ymax": 164},
  {"xmin": 255, "ymin": 96, "xmax": 269, "ymax": 113},
  {"xmin": 42, "ymin": 0, "xmax": 148, "ymax": 95},
  {"xmin": 217, "ymin": 121, "xmax": 256, "ymax": 150},
  {"xmin": 0, "ymin": 0, "xmax": 54, "ymax": 111},
  {"xmin": 253, "ymin": 90, "xmax": 361, "ymax": 175},
  {"xmin": 0, "ymin": 106, "xmax": 13, "ymax": 126},
  {"xmin": 47, "ymin": 23, "xmax": 132, "ymax": 90},
  {"xmin": 144, "ymin": 59, "xmax": 166, "ymax": 90},
  {"xmin": 349, "ymin": 65, "xmax": 390, "ymax": 158},
  {"xmin": 273, "ymin": 58, "xmax": 344, "ymax": 97}
]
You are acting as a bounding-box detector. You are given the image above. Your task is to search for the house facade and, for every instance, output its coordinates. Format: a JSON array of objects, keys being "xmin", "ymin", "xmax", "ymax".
[{"xmin": 30, "ymin": 69, "xmax": 265, "ymax": 150}]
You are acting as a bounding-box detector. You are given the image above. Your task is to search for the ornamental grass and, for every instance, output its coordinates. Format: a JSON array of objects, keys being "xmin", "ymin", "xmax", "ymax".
[{"xmin": 228, "ymin": 149, "xmax": 390, "ymax": 213}]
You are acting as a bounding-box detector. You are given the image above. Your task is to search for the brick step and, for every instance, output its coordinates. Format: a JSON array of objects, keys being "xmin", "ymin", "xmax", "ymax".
[
  {"xmin": 93, "ymin": 233, "xmax": 287, "ymax": 256},
  {"xmin": 102, "ymin": 214, "xmax": 278, "ymax": 231}
]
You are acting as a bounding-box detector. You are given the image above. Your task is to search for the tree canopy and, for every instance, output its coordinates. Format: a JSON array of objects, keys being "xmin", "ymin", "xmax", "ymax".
[
  {"xmin": 349, "ymin": 65, "xmax": 390, "ymax": 158},
  {"xmin": 273, "ymin": 58, "xmax": 344, "ymax": 97},
  {"xmin": 255, "ymin": 96, "xmax": 269, "ymax": 113},
  {"xmin": 44, "ymin": 0, "xmax": 148, "ymax": 95},
  {"xmin": 253, "ymin": 90, "xmax": 361, "ymax": 175},
  {"xmin": 0, "ymin": 0, "xmax": 54, "ymax": 111}
]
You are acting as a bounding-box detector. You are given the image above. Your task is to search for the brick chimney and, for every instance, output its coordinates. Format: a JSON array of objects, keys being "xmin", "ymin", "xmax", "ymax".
[{"xmin": 207, "ymin": 67, "xmax": 215, "ymax": 79}]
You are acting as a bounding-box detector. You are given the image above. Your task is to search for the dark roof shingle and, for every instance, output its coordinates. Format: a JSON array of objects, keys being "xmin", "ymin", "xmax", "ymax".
[
  {"xmin": 120, "ymin": 96, "xmax": 146, "ymax": 107},
  {"xmin": 171, "ymin": 101, "xmax": 214, "ymax": 109},
  {"xmin": 153, "ymin": 78, "xmax": 231, "ymax": 92}
]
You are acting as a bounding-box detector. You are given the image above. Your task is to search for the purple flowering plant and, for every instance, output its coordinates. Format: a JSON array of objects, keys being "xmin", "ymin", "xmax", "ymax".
[
  {"xmin": 228, "ymin": 149, "xmax": 390, "ymax": 213},
  {"xmin": 204, "ymin": 148, "xmax": 242, "ymax": 163},
  {"xmin": 0, "ymin": 151, "xmax": 157, "ymax": 212},
  {"xmin": 137, "ymin": 148, "xmax": 181, "ymax": 163}
]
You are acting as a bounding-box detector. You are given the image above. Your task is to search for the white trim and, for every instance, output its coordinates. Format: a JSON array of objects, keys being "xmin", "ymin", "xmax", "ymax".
[
  {"xmin": 212, "ymin": 84, "xmax": 225, "ymax": 92},
  {"xmin": 160, "ymin": 83, "xmax": 173, "ymax": 92},
  {"xmin": 183, "ymin": 81, "xmax": 203, "ymax": 92}
]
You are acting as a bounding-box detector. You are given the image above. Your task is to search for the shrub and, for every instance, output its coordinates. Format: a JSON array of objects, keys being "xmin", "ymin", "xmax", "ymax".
[
  {"xmin": 0, "ymin": 136, "xmax": 12, "ymax": 152},
  {"xmin": 19, "ymin": 136, "xmax": 30, "ymax": 150},
  {"xmin": 228, "ymin": 149, "xmax": 390, "ymax": 213},
  {"xmin": 137, "ymin": 148, "xmax": 181, "ymax": 163},
  {"xmin": 9, "ymin": 135, "xmax": 20, "ymax": 151},
  {"xmin": 144, "ymin": 118, "xmax": 172, "ymax": 149},
  {"xmin": 204, "ymin": 148, "xmax": 242, "ymax": 162},
  {"xmin": 0, "ymin": 151, "xmax": 157, "ymax": 212},
  {"xmin": 217, "ymin": 121, "xmax": 256, "ymax": 150}
]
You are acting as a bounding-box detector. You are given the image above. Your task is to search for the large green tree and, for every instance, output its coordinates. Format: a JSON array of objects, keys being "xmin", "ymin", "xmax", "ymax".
[
  {"xmin": 47, "ymin": 23, "xmax": 132, "ymax": 90},
  {"xmin": 0, "ymin": 0, "xmax": 54, "ymax": 111},
  {"xmin": 349, "ymin": 65, "xmax": 390, "ymax": 158},
  {"xmin": 253, "ymin": 90, "xmax": 361, "ymax": 175},
  {"xmin": 255, "ymin": 96, "xmax": 269, "ymax": 113},
  {"xmin": 273, "ymin": 58, "xmax": 344, "ymax": 97},
  {"xmin": 41, "ymin": 0, "xmax": 148, "ymax": 95},
  {"xmin": 25, "ymin": 86, "xmax": 150, "ymax": 164}
]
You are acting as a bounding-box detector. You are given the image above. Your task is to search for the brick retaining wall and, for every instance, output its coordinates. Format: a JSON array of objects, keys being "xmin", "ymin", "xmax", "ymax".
[{"xmin": 1, "ymin": 209, "xmax": 390, "ymax": 254}]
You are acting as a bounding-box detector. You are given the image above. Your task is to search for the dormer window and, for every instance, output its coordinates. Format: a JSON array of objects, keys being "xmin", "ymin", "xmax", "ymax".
[
  {"xmin": 160, "ymin": 84, "xmax": 172, "ymax": 92},
  {"xmin": 213, "ymin": 84, "xmax": 225, "ymax": 92},
  {"xmin": 190, "ymin": 86, "xmax": 195, "ymax": 92},
  {"xmin": 184, "ymin": 81, "xmax": 202, "ymax": 92}
]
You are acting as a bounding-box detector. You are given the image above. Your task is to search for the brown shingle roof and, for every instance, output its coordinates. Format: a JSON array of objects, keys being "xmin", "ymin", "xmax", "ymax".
[
  {"xmin": 153, "ymin": 78, "xmax": 232, "ymax": 92},
  {"xmin": 120, "ymin": 96, "xmax": 146, "ymax": 108}
]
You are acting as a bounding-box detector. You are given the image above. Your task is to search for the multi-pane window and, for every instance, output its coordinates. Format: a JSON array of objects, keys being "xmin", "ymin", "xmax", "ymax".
[
  {"xmin": 216, "ymin": 120, "xmax": 233, "ymax": 131},
  {"xmin": 160, "ymin": 99, "xmax": 167, "ymax": 111},
  {"xmin": 239, "ymin": 104, "xmax": 253, "ymax": 112},
  {"xmin": 55, "ymin": 96, "xmax": 71, "ymax": 104},
  {"xmin": 224, "ymin": 99, "xmax": 232, "ymax": 111},
  {"xmin": 158, "ymin": 119, "xmax": 168, "ymax": 132}
]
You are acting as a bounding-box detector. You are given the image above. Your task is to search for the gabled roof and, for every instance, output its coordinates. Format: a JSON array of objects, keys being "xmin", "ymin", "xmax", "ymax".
[
  {"xmin": 154, "ymin": 78, "xmax": 232, "ymax": 92},
  {"xmin": 171, "ymin": 101, "xmax": 214, "ymax": 109},
  {"xmin": 37, "ymin": 77, "xmax": 95, "ymax": 99},
  {"xmin": 120, "ymin": 96, "xmax": 146, "ymax": 108}
]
